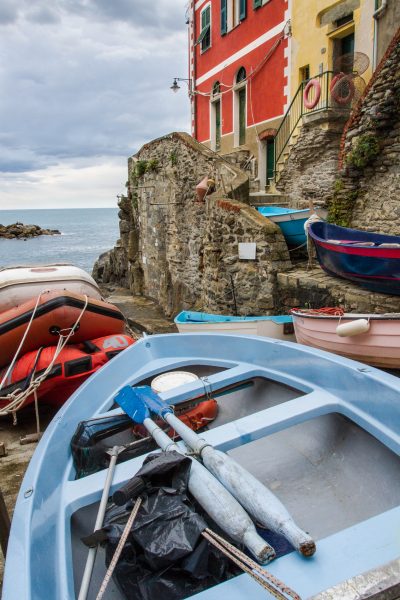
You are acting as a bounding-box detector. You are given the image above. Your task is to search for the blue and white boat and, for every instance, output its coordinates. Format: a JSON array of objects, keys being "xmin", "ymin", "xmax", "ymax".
[
  {"xmin": 3, "ymin": 333, "xmax": 400, "ymax": 599},
  {"xmin": 257, "ymin": 206, "xmax": 311, "ymax": 247},
  {"xmin": 174, "ymin": 310, "xmax": 295, "ymax": 340}
]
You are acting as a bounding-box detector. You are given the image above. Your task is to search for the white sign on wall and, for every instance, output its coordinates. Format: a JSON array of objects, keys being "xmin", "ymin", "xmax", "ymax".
[{"xmin": 238, "ymin": 242, "xmax": 256, "ymax": 260}]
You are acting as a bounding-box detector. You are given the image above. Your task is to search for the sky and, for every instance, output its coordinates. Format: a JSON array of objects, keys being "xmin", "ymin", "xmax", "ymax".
[{"xmin": 0, "ymin": 0, "xmax": 190, "ymax": 210}]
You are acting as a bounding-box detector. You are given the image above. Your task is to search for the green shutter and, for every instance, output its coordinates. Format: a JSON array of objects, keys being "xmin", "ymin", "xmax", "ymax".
[
  {"xmin": 221, "ymin": 0, "xmax": 227, "ymax": 35},
  {"xmin": 196, "ymin": 25, "xmax": 210, "ymax": 45},
  {"xmin": 253, "ymin": 0, "xmax": 262, "ymax": 8},
  {"xmin": 240, "ymin": 0, "xmax": 247, "ymax": 20},
  {"xmin": 196, "ymin": 5, "xmax": 211, "ymax": 48}
]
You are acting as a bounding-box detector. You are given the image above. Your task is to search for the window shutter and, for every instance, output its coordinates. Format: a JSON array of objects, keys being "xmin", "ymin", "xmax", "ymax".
[
  {"xmin": 253, "ymin": 0, "xmax": 262, "ymax": 8},
  {"xmin": 239, "ymin": 0, "xmax": 247, "ymax": 20},
  {"xmin": 221, "ymin": 0, "xmax": 227, "ymax": 35}
]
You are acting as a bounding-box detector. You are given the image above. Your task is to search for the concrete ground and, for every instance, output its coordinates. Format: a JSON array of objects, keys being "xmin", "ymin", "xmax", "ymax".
[{"xmin": 0, "ymin": 290, "xmax": 177, "ymax": 589}]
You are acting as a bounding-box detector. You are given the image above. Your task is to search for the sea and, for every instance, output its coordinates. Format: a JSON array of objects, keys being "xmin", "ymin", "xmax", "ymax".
[{"xmin": 0, "ymin": 208, "xmax": 119, "ymax": 275}]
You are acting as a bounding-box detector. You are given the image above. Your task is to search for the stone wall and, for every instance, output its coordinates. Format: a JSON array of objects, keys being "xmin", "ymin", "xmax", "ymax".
[
  {"xmin": 202, "ymin": 198, "xmax": 291, "ymax": 314},
  {"xmin": 94, "ymin": 131, "xmax": 291, "ymax": 317},
  {"xmin": 276, "ymin": 110, "xmax": 349, "ymax": 209},
  {"xmin": 334, "ymin": 28, "xmax": 400, "ymax": 233}
]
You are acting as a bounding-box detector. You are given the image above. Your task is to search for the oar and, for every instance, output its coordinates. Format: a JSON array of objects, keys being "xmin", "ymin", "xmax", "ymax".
[
  {"xmin": 115, "ymin": 385, "xmax": 275, "ymax": 564},
  {"xmin": 78, "ymin": 445, "xmax": 122, "ymax": 600},
  {"xmin": 131, "ymin": 385, "xmax": 316, "ymax": 557}
]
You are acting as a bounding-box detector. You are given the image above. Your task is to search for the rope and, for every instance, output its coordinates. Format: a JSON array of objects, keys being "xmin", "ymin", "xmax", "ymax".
[
  {"xmin": 0, "ymin": 291, "xmax": 46, "ymax": 393},
  {"xmin": 0, "ymin": 294, "xmax": 89, "ymax": 422},
  {"xmin": 202, "ymin": 529, "xmax": 301, "ymax": 600},
  {"xmin": 95, "ymin": 497, "xmax": 142, "ymax": 600},
  {"xmin": 292, "ymin": 307, "xmax": 344, "ymax": 316}
]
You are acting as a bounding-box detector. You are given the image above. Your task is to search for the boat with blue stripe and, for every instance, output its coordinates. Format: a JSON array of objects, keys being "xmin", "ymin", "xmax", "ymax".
[
  {"xmin": 3, "ymin": 333, "xmax": 400, "ymax": 599},
  {"xmin": 257, "ymin": 206, "xmax": 311, "ymax": 247},
  {"xmin": 309, "ymin": 220, "xmax": 400, "ymax": 295},
  {"xmin": 174, "ymin": 310, "xmax": 295, "ymax": 339}
]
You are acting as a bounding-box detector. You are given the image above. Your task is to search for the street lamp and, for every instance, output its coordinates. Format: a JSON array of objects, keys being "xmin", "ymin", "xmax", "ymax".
[{"xmin": 170, "ymin": 77, "xmax": 192, "ymax": 94}]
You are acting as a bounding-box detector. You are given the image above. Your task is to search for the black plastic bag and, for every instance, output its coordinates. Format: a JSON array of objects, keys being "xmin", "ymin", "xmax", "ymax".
[{"xmin": 100, "ymin": 451, "xmax": 238, "ymax": 600}]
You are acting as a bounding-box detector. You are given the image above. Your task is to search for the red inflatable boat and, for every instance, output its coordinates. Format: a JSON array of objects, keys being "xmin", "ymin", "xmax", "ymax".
[
  {"xmin": 0, "ymin": 290, "xmax": 126, "ymax": 369},
  {"xmin": 0, "ymin": 334, "xmax": 134, "ymax": 410}
]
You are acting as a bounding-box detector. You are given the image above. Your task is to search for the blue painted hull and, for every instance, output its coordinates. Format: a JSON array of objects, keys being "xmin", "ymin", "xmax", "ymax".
[
  {"xmin": 174, "ymin": 311, "xmax": 292, "ymax": 325},
  {"xmin": 309, "ymin": 221, "xmax": 400, "ymax": 295},
  {"xmin": 3, "ymin": 334, "xmax": 400, "ymax": 599},
  {"xmin": 257, "ymin": 206, "xmax": 310, "ymax": 247}
]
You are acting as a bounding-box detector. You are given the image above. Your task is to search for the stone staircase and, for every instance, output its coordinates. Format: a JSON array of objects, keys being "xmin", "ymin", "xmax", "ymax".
[
  {"xmin": 249, "ymin": 191, "xmax": 289, "ymax": 207},
  {"xmin": 220, "ymin": 148, "xmax": 291, "ymax": 206}
]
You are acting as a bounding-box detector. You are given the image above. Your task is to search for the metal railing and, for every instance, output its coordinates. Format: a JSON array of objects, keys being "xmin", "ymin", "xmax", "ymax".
[{"xmin": 274, "ymin": 71, "xmax": 335, "ymax": 174}]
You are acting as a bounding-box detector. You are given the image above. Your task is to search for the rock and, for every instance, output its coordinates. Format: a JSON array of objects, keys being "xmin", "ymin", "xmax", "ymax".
[{"xmin": 0, "ymin": 223, "xmax": 60, "ymax": 239}]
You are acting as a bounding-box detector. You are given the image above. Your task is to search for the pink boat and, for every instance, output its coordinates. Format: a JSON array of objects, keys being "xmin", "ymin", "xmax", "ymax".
[{"xmin": 291, "ymin": 308, "xmax": 400, "ymax": 369}]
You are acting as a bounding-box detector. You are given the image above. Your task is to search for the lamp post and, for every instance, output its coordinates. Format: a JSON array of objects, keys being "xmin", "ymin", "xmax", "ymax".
[{"xmin": 170, "ymin": 77, "xmax": 192, "ymax": 95}]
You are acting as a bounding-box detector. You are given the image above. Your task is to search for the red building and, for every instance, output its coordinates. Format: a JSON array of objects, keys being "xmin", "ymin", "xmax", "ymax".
[{"xmin": 188, "ymin": 0, "xmax": 291, "ymax": 187}]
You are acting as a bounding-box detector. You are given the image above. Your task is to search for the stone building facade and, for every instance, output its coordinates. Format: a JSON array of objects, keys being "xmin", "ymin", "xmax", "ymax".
[
  {"xmin": 275, "ymin": 109, "xmax": 349, "ymax": 209},
  {"xmin": 94, "ymin": 132, "xmax": 291, "ymax": 317},
  {"xmin": 333, "ymin": 27, "xmax": 400, "ymax": 232}
]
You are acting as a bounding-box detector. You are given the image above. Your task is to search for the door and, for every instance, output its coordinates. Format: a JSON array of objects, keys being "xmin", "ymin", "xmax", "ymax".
[
  {"xmin": 266, "ymin": 139, "xmax": 275, "ymax": 184},
  {"xmin": 215, "ymin": 100, "xmax": 221, "ymax": 151},
  {"xmin": 340, "ymin": 33, "xmax": 355, "ymax": 72},
  {"xmin": 239, "ymin": 88, "xmax": 246, "ymax": 145}
]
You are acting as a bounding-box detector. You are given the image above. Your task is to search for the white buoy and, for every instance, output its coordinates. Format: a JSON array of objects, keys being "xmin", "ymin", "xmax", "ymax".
[{"xmin": 336, "ymin": 318, "xmax": 370, "ymax": 337}]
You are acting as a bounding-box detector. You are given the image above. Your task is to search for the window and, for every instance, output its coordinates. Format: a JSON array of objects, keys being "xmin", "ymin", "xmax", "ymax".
[
  {"xmin": 253, "ymin": 0, "xmax": 270, "ymax": 8},
  {"xmin": 234, "ymin": 68, "xmax": 247, "ymax": 147},
  {"xmin": 299, "ymin": 65, "xmax": 310, "ymax": 83},
  {"xmin": 335, "ymin": 13, "xmax": 353, "ymax": 28},
  {"xmin": 197, "ymin": 4, "xmax": 211, "ymax": 52},
  {"xmin": 221, "ymin": 0, "xmax": 246, "ymax": 36}
]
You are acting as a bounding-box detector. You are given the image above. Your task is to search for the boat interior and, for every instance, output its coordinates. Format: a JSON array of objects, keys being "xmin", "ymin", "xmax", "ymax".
[{"xmin": 70, "ymin": 364, "xmax": 400, "ymax": 599}]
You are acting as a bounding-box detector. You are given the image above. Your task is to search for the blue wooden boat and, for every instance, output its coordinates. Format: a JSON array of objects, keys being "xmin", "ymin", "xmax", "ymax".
[
  {"xmin": 3, "ymin": 333, "xmax": 400, "ymax": 599},
  {"xmin": 174, "ymin": 310, "xmax": 294, "ymax": 340},
  {"xmin": 309, "ymin": 220, "xmax": 400, "ymax": 295},
  {"xmin": 257, "ymin": 206, "xmax": 311, "ymax": 247}
]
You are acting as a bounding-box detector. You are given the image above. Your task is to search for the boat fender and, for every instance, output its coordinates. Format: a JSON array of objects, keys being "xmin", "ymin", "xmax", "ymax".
[{"xmin": 336, "ymin": 319, "xmax": 370, "ymax": 337}]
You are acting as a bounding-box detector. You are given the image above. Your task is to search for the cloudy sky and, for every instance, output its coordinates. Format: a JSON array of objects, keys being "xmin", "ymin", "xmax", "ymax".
[{"xmin": 0, "ymin": 0, "xmax": 190, "ymax": 210}]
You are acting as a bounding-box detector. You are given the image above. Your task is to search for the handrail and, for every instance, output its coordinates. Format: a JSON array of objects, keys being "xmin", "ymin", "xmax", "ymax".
[{"xmin": 274, "ymin": 71, "xmax": 335, "ymax": 174}]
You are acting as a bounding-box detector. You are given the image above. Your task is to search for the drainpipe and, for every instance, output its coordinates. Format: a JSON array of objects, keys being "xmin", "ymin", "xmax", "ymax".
[
  {"xmin": 191, "ymin": 0, "xmax": 197, "ymax": 139},
  {"xmin": 373, "ymin": 0, "xmax": 388, "ymax": 70}
]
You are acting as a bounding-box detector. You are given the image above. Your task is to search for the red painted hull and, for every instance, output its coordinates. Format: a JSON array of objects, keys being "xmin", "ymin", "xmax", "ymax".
[
  {"xmin": 0, "ymin": 290, "xmax": 126, "ymax": 369},
  {"xmin": 0, "ymin": 334, "xmax": 135, "ymax": 409}
]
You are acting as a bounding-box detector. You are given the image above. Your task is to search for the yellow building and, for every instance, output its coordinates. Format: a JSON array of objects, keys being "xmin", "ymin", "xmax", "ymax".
[{"xmin": 290, "ymin": 0, "xmax": 375, "ymax": 98}]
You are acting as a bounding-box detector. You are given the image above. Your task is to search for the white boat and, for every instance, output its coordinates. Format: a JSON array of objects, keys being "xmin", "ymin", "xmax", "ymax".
[
  {"xmin": 0, "ymin": 264, "xmax": 101, "ymax": 311},
  {"xmin": 174, "ymin": 310, "xmax": 295, "ymax": 341}
]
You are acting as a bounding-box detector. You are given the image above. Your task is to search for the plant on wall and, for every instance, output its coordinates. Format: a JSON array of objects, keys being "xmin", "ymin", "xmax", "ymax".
[{"xmin": 346, "ymin": 134, "xmax": 379, "ymax": 169}]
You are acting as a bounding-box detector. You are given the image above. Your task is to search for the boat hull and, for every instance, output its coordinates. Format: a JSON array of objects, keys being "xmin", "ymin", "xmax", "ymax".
[
  {"xmin": 0, "ymin": 290, "xmax": 126, "ymax": 368},
  {"xmin": 0, "ymin": 264, "xmax": 101, "ymax": 311},
  {"xmin": 174, "ymin": 311, "xmax": 295, "ymax": 341},
  {"xmin": 0, "ymin": 334, "xmax": 134, "ymax": 409},
  {"xmin": 257, "ymin": 207, "xmax": 311, "ymax": 247},
  {"xmin": 292, "ymin": 311, "xmax": 400, "ymax": 369},
  {"xmin": 309, "ymin": 221, "xmax": 400, "ymax": 295},
  {"xmin": 3, "ymin": 333, "xmax": 400, "ymax": 600}
]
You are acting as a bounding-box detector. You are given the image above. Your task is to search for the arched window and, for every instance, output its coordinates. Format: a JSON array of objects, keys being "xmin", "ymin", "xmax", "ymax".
[
  {"xmin": 236, "ymin": 67, "xmax": 246, "ymax": 84},
  {"xmin": 212, "ymin": 81, "xmax": 221, "ymax": 97},
  {"xmin": 234, "ymin": 67, "xmax": 247, "ymax": 146}
]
